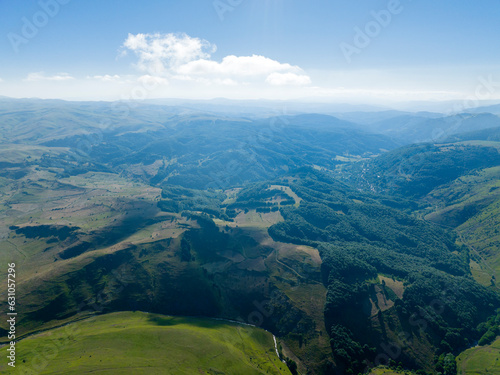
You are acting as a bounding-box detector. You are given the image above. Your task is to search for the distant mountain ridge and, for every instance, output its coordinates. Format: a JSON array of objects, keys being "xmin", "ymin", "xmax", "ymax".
[{"xmin": 368, "ymin": 112, "xmax": 500, "ymax": 144}]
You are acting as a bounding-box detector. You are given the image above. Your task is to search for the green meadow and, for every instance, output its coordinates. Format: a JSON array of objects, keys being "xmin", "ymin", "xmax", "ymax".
[
  {"xmin": 457, "ymin": 337, "xmax": 500, "ymax": 374},
  {"xmin": 1, "ymin": 311, "xmax": 291, "ymax": 375}
]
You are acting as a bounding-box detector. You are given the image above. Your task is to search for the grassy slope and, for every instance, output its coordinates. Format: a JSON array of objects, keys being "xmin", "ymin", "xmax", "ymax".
[
  {"xmin": 456, "ymin": 337, "xmax": 500, "ymax": 374},
  {"xmin": 423, "ymin": 166, "xmax": 500, "ymax": 288},
  {"xmin": 0, "ymin": 164, "xmax": 330, "ymax": 373},
  {"xmin": 0, "ymin": 311, "xmax": 292, "ymax": 375},
  {"xmin": 369, "ymin": 367, "xmax": 411, "ymax": 375}
]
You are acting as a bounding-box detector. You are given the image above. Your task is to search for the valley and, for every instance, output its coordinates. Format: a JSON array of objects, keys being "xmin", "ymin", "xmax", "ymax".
[{"xmin": 0, "ymin": 98, "xmax": 499, "ymax": 374}]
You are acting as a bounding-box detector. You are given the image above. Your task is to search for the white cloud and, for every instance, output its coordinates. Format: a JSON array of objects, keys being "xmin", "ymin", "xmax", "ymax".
[
  {"xmin": 88, "ymin": 74, "xmax": 122, "ymax": 82},
  {"xmin": 213, "ymin": 78, "xmax": 238, "ymax": 86},
  {"xmin": 137, "ymin": 75, "xmax": 169, "ymax": 86},
  {"xmin": 24, "ymin": 72, "xmax": 74, "ymax": 82},
  {"xmin": 265, "ymin": 72, "xmax": 312, "ymax": 86},
  {"xmin": 122, "ymin": 33, "xmax": 311, "ymax": 87},
  {"xmin": 176, "ymin": 55, "xmax": 301, "ymax": 77},
  {"xmin": 0, "ymin": 77, "xmax": 3, "ymax": 83},
  {"xmin": 123, "ymin": 33, "xmax": 215, "ymax": 76}
]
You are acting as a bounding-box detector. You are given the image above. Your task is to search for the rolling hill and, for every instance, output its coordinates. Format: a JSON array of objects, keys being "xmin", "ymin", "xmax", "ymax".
[
  {"xmin": 1, "ymin": 98, "xmax": 500, "ymax": 374},
  {"xmin": 368, "ymin": 113, "xmax": 500, "ymax": 144},
  {"xmin": 0, "ymin": 311, "xmax": 292, "ymax": 374}
]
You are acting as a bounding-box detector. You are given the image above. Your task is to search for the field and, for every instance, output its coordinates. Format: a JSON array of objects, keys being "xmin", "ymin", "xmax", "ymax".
[
  {"xmin": 369, "ymin": 366, "xmax": 408, "ymax": 375},
  {"xmin": 0, "ymin": 311, "xmax": 292, "ymax": 374},
  {"xmin": 456, "ymin": 337, "xmax": 500, "ymax": 374}
]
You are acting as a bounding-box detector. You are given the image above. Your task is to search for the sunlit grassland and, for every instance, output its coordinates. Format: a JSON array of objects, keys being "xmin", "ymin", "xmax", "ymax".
[
  {"xmin": 423, "ymin": 166, "xmax": 500, "ymax": 288},
  {"xmin": 457, "ymin": 337, "xmax": 500, "ymax": 374},
  {"xmin": 369, "ymin": 367, "xmax": 410, "ymax": 375},
  {"xmin": 0, "ymin": 311, "xmax": 292, "ymax": 375}
]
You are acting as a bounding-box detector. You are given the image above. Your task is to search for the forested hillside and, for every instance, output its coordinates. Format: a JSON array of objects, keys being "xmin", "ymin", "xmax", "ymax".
[{"xmin": 0, "ymin": 99, "xmax": 499, "ymax": 374}]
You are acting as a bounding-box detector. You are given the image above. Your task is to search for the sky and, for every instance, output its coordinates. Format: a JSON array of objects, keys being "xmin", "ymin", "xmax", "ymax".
[{"xmin": 0, "ymin": 0, "xmax": 499, "ymax": 106}]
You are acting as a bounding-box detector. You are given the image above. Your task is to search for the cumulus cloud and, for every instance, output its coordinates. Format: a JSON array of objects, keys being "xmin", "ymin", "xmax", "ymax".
[
  {"xmin": 266, "ymin": 72, "xmax": 312, "ymax": 86},
  {"xmin": 24, "ymin": 72, "xmax": 74, "ymax": 82},
  {"xmin": 176, "ymin": 55, "xmax": 301, "ymax": 77},
  {"xmin": 123, "ymin": 32, "xmax": 216, "ymax": 76},
  {"xmin": 122, "ymin": 33, "xmax": 311, "ymax": 86}
]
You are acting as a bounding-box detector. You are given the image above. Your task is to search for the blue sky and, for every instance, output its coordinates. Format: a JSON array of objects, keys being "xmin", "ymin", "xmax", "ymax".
[{"xmin": 1, "ymin": 0, "xmax": 499, "ymax": 104}]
